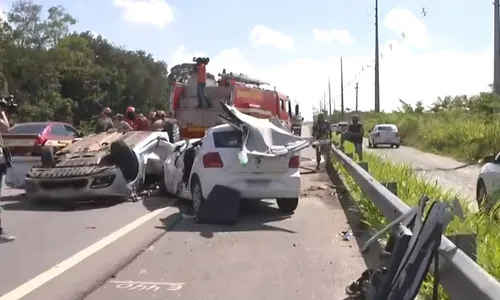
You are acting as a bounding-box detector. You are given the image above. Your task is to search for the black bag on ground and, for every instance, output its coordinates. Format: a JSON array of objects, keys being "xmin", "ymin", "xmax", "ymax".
[{"xmin": 196, "ymin": 185, "xmax": 240, "ymax": 224}]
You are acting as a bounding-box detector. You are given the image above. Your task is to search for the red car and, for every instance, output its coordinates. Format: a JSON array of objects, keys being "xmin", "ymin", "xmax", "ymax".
[{"xmin": 2, "ymin": 122, "xmax": 82, "ymax": 157}]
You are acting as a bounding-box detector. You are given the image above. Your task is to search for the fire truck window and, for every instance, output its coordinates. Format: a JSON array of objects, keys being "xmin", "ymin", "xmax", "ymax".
[{"xmin": 280, "ymin": 99, "xmax": 285, "ymax": 110}]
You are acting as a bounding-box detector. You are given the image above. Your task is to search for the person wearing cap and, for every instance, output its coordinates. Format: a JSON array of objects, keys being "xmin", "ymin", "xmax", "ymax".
[
  {"xmin": 340, "ymin": 115, "xmax": 364, "ymax": 161},
  {"xmin": 95, "ymin": 107, "xmax": 114, "ymax": 133},
  {"xmin": 124, "ymin": 106, "xmax": 138, "ymax": 129}
]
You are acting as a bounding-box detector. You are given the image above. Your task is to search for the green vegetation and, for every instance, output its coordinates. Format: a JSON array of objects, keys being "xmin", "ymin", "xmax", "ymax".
[
  {"xmin": 331, "ymin": 137, "xmax": 500, "ymax": 299},
  {"xmin": 0, "ymin": 0, "xmax": 176, "ymax": 128},
  {"xmin": 329, "ymin": 93, "xmax": 500, "ymax": 163}
]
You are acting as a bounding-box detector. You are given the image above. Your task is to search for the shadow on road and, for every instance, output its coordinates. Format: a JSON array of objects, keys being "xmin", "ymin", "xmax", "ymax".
[
  {"xmin": 156, "ymin": 199, "xmax": 296, "ymax": 239},
  {"xmin": 1, "ymin": 194, "xmax": 125, "ymax": 212},
  {"xmin": 325, "ymin": 156, "xmax": 382, "ymax": 271}
]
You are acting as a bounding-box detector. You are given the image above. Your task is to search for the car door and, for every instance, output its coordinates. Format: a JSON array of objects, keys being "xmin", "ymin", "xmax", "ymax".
[
  {"xmin": 489, "ymin": 153, "xmax": 500, "ymax": 197},
  {"xmin": 163, "ymin": 140, "xmax": 188, "ymax": 195}
]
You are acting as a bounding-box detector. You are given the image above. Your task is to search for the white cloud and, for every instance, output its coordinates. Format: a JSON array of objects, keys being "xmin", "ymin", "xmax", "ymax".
[
  {"xmin": 0, "ymin": 3, "xmax": 7, "ymax": 21},
  {"xmin": 113, "ymin": 0, "xmax": 174, "ymax": 29},
  {"xmin": 313, "ymin": 28, "xmax": 356, "ymax": 45},
  {"xmin": 168, "ymin": 9, "xmax": 491, "ymax": 121},
  {"xmin": 384, "ymin": 8, "xmax": 430, "ymax": 48},
  {"xmin": 249, "ymin": 25, "xmax": 294, "ymax": 51}
]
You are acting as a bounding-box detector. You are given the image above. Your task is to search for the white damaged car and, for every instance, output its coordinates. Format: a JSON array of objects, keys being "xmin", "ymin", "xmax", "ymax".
[
  {"xmin": 25, "ymin": 131, "xmax": 172, "ymax": 208},
  {"xmin": 160, "ymin": 102, "xmax": 311, "ymax": 218}
]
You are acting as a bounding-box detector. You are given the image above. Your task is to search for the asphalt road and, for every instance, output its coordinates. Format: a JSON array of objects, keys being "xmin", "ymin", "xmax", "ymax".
[
  {"xmin": 363, "ymin": 139, "xmax": 480, "ymax": 204},
  {"xmin": 84, "ymin": 130, "xmax": 367, "ymax": 300},
  {"xmin": 0, "ymin": 185, "xmax": 174, "ymax": 298},
  {"xmin": 0, "ymin": 126, "xmax": 366, "ymax": 300}
]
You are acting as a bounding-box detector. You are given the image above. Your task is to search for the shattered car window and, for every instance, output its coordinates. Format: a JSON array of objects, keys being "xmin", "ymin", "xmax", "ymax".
[{"xmin": 213, "ymin": 131, "xmax": 242, "ymax": 148}]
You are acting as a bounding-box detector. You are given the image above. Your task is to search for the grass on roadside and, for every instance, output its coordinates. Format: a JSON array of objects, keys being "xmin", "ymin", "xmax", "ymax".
[{"xmin": 330, "ymin": 137, "xmax": 500, "ymax": 299}]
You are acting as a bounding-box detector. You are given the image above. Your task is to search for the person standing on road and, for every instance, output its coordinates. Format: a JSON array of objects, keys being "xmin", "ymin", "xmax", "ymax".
[
  {"xmin": 95, "ymin": 107, "xmax": 114, "ymax": 133},
  {"xmin": 312, "ymin": 113, "xmax": 331, "ymax": 171},
  {"xmin": 0, "ymin": 102, "xmax": 15, "ymax": 243},
  {"xmin": 340, "ymin": 115, "xmax": 364, "ymax": 161}
]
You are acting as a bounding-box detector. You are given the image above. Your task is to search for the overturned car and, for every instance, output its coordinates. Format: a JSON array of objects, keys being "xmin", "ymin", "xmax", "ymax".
[
  {"xmin": 161, "ymin": 101, "xmax": 311, "ymax": 222},
  {"xmin": 25, "ymin": 131, "xmax": 172, "ymax": 208}
]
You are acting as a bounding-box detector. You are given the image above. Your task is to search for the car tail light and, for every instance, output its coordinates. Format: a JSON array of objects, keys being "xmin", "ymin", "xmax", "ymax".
[
  {"xmin": 395, "ymin": 132, "xmax": 400, "ymax": 137},
  {"xmin": 34, "ymin": 136, "xmax": 47, "ymax": 146},
  {"xmin": 203, "ymin": 152, "xmax": 223, "ymax": 168},
  {"xmin": 289, "ymin": 155, "xmax": 300, "ymax": 168}
]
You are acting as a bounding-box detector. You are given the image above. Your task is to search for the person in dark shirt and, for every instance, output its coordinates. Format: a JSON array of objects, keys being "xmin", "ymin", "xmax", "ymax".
[
  {"xmin": 340, "ymin": 115, "xmax": 364, "ymax": 160},
  {"xmin": 312, "ymin": 113, "xmax": 331, "ymax": 171},
  {"xmin": 95, "ymin": 107, "xmax": 114, "ymax": 133}
]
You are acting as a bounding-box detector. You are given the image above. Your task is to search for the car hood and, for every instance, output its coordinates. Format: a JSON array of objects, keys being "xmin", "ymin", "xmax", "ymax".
[{"xmin": 218, "ymin": 101, "xmax": 312, "ymax": 158}]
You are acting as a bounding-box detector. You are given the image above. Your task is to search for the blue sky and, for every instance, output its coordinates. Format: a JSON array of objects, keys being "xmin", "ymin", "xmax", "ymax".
[{"xmin": 0, "ymin": 0, "xmax": 495, "ymax": 118}]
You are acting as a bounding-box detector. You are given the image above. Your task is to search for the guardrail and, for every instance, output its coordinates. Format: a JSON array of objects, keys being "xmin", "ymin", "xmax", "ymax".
[{"xmin": 329, "ymin": 145, "xmax": 500, "ymax": 300}]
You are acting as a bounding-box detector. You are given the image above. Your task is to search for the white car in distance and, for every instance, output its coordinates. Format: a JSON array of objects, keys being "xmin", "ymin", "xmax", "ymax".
[
  {"xmin": 368, "ymin": 124, "xmax": 401, "ymax": 148},
  {"xmin": 476, "ymin": 152, "xmax": 500, "ymax": 210},
  {"xmin": 161, "ymin": 124, "xmax": 302, "ymax": 218}
]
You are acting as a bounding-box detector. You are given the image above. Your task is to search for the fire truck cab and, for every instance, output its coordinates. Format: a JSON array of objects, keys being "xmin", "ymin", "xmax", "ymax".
[{"xmin": 167, "ymin": 57, "xmax": 300, "ymax": 139}]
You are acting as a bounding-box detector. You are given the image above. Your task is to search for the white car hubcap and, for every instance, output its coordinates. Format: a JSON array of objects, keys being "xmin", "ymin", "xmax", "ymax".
[{"xmin": 193, "ymin": 184, "xmax": 202, "ymax": 212}]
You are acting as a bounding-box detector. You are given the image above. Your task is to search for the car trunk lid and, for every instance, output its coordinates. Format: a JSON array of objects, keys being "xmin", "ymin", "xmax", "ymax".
[{"xmin": 2, "ymin": 134, "xmax": 39, "ymax": 156}]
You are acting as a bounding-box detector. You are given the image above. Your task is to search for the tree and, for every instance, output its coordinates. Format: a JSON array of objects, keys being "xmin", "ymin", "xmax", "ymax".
[{"xmin": 1, "ymin": 0, "xmax": 172, "ymax": 130}]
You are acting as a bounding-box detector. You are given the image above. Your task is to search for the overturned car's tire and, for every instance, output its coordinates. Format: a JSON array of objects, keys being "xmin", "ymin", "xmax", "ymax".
[
  {"xmin": 41, "ymin": 146, "xmax": 55, "ymax": 168},
  {"xmin": 164, "ymin": 121, "xmax": 180, "ymax": 143},
  {"xmin": 110, "ymin": 140, "xmax": 139, "ymax": 182}
]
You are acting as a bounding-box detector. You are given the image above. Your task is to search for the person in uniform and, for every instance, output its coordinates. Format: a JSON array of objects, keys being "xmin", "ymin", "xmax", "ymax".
[
  {"xmin": 312, "ymin": 113, "xmax": 331, "ymax": 171},
  {"xmin": 340, "ymin": 115, "xmax": 364, "ymax": 161},
  {"xmin": 95, "ymin": 107, "xmax": 114, "ymax": 133}
]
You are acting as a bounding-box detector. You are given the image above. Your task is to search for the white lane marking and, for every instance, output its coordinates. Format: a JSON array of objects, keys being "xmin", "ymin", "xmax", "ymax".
[
  {"xmin": 110, "ymin": 280, "xmax": 185, "ymax": 292},
  {"xmin": 0, "ymin": 206, "xmax": 173, "ymax": 300}
]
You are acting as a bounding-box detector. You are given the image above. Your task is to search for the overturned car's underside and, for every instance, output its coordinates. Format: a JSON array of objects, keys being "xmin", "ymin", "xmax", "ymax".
[{"xmin": 25, "ymin": 131, "xmax": 171, "ymax": 206}]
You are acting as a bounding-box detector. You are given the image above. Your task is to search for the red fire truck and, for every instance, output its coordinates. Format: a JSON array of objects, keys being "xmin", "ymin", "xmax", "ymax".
[{"xmin": 167, "ymin": 57, "xmax": 299, "ymax": 139}]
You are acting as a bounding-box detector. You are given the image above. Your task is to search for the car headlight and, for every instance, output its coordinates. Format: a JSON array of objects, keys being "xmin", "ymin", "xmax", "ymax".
[{"xmin": 90, "ymin": 174, "xmax": 116, "ymax": 189}]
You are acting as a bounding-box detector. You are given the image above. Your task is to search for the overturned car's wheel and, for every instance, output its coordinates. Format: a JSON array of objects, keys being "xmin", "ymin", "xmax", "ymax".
[
  {"xmin": 41, "ymin": 146, "xmax": 55, "ymax": 168},
  {"xmin": 276, "ymin": 198, "xmax": 299, "ymax": 214},
  {"xmin": 164, "ymin": 121, "xmax": 180, "ymax": 143},
  {"xmin": 110, "ymin": 140, "xmax": 139, "ymax": 182}
]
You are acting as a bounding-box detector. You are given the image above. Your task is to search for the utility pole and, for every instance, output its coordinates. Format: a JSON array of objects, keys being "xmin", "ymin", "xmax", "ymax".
[
  {"xmin": 340, "ymin": 57, "xmax": 345, "ymax": 120},
  {"xmin": 324, "ymin": 91, "xmax": 327, "ymax": 116},
  {"xmin": 374, "ymin": 0, "xmax": 381, "ymax": 112},
  {"xmin": 355, "ymin": 82, "xmax": 359, "ymax": 112},
  {"xmin": 494, "ymin": 0, "xmax": 500, "ymax": 95},
  {"xmin": 328, "ymin": 79, "xmax": 332, "ymax": 116}
]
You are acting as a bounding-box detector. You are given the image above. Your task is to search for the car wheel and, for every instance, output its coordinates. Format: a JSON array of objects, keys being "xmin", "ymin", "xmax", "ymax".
[
  {"xmin": 191, "ymin": 177, "xmax": 205, "ymax": 217},
  {"xmin": 276, "ymin": 197, "xmax": 299, "ymax": 214},
  {"xmin": 372, "ymin": 144, "xmax": 378, "ymax": 148},
  {"xmin": 477, "ymin": 180, "xmax": 489, "ymax": 210},
  {"xmin": 395, "ymin": 144, "xmax": 400, "ymax": 149},
  {"xmin": 110, "ymin": 140, "xmax": 139, "ymax": 182},
  {"xmin": 368, "ymin": 140, "xmax": 373, "ymax": 148},
  {"xmin": 41, "ymin": 146, "xmax": 55, "ymax": 168}
]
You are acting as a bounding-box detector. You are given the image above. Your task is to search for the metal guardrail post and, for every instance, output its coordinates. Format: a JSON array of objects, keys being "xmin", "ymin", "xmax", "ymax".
[{"xmin": 329, "ymin": 145, "xmax": 500, "ymax": 300}]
